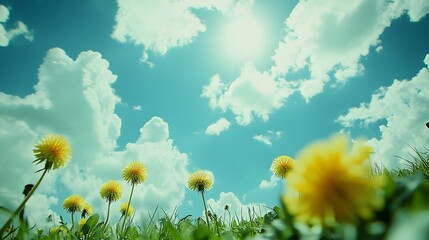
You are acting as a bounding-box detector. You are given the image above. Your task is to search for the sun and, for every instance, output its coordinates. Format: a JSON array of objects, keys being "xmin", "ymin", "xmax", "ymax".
[{"xmin": 220, "ymin": 14, "xmax": 267, "ymax": 62}]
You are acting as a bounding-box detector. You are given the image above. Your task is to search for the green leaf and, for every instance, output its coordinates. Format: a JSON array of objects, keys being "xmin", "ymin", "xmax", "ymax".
[{"xmin": 86, "ymin": 214, "xmax": 99, "ymax": 227}]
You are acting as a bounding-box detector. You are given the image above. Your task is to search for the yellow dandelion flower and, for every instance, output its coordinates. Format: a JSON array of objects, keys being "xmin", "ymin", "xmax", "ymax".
[
  {"xmin": 63, "ymin": 195, "xmax": 85, "ymax": 213},
  {"xmin": 82, "ymin": 202, "xmax": 93, "ymax": 216},
  {"xmin": 33, "ymin": 135, "xmax": 71, "ymax": 170},
  {"xmin": 271, "ymin": 155, "xmax": 295, "ymax": 179},
  {"xmin": 119, "ymin": 202, "xmax": 133, "ymax": 217},
  {"xmin": 283, "ymin": 134, "xmax": 384, "ymax": 225},
  {"xmin": 188, "ymin": 170, "xmax": 213, "ymax": 192},
  {"xmin": 78, "ymin": 218, "xmax": 87, "ymax": 227},
  {"xmin": 122, "ymin": 162, "xmax": 147, "ymax": 185},
  {"xmin": 100, "ymin": 180, "xmax": 122, "ymax": 202}
]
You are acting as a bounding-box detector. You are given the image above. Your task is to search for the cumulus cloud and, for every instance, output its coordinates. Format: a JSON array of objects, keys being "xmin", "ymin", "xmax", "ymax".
[
  {"xmin": 258, "ymin": 175, "xmax": 279, "ymax": 189},
  {"xmin": 206, "ymin": 192, "xmax": 269, "ymax": 221},
  {"xmin": 0, "ymin": 48, "xmax": 189, "ymax": 227},
  {"xmin": 271, "ymin": 0, "xmax": 429, "ymax": 101},
  {"xmin": 253, "ymin": 130, "xmax": 282, "ymax": 146},
  {"xmin": 202, "ymin": 64, "xmax": 293, "ymax": 125},
  {"xmin": 111, "ymin": 0, "xmax": 254, "ymax": 58},
  {"xmin": 0, "ymin": 4, "xmax": 33, "ymax": 47},
  {"xmin": 337, "ymin": 53, "xmax": 429, "ymax": 169},
  {"xmin": 205, "ymin": 118, "xmax": 231, "ymax": 135}
]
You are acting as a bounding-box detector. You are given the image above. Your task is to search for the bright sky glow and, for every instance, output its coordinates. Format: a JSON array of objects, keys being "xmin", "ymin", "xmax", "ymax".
[{"xmin": 220, "ymin": 14, "xmax": 267, "ymax": 62}]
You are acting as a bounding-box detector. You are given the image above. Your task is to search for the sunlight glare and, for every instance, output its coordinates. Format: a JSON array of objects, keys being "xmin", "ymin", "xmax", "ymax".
[{"xmin": 220, "ymin": 15, "xmax": 267, "ymax": 62}]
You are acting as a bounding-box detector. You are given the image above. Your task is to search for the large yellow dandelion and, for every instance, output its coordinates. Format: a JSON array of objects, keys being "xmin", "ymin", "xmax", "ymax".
[
  {"xmin": 283, "ymin": 134, "xmax": 384, "ymax": 225},
  {"xmin": 33, "ymin": 135, "xmax": 71, "ymax": 170},
  {"xmin": 119, "ymin": 203, "xmax": 133, "ymax": 217},
  {"xmin": 100, "ymin": 181, "xmax": 122, "ymax": 202},
  {"xmin": 188, "ymin": 170, "xmax": 213, "ymax": 192},
  {"xmin": 271, "ymin": 155, "xmax": 295, "ymax": 179},
  {"xmin": 122, "ymin": 162, "xmax": 147, "ymax": 185},
  {"xmin": 63, "ymin": 195, "xmax": 84, "ymax": 213}
]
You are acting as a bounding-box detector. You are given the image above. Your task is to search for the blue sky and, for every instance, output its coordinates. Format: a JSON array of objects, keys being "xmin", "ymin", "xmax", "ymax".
[{"xmin": 1, "ymin": 0, "xmax": 428, "ymax": 229}]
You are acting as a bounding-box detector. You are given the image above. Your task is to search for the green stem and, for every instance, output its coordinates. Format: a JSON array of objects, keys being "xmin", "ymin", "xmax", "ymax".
[
  {"xmin": 71, "ymin": 212, "xmax": 75, "ymax": 227},
  {"xmin": 105, "ymin": 201, "xmax": 112, "ymax": 226},
  {"xmin": 0, "ymin": 168, "xmax": 48, "ymax": 237},
  {"xmin": 121, "ymin": 183, "xmax": 135, "ymax": 236},
  {"xmin": 201, "ymin": 191, "xmax": 210, "ymax": 231}
]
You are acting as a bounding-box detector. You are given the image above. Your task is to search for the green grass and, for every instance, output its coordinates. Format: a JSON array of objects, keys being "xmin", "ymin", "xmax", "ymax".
[{"xmin": 2, "ymin": 147, "xmax": 429, "ymax": 239}]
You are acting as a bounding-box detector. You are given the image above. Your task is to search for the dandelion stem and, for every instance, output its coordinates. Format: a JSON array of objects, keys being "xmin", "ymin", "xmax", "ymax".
[
  {"xmin": 121, "ymin": 183, "xmax": 135, "ymax": 236},
  {"xmin": 0, "ymin": 168, "xmax": 48, "ymax": 237},
  {"xmin": 105, "ymin": 201, "xmax": 112, "ymax": 226},
  {"xmin": 71, "ymin": 212, "xmax": 75, "ymax": 227},
  {"xmin": 201, "ymin": 191, "xmax": 210, "ymax": 231}
]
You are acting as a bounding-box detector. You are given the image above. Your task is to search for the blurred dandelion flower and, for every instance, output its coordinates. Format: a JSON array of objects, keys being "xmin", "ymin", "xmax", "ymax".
[
  {"xmin": 82, "ymin": 202, "xmax": 92, "ymax": 218},
  {"xmin": 33, "ymin": 135, "xmax": 71, "ymax": 170},
  {"xmin": 49, "ymin": 226, "xmax": 67, "ymax": 235},
  {"xmin": 122, "ymin": 162, "xmax": 147, "ymax": 185},
  {"xmin": 78, "ymin": 218, "xmax": 87, "ymax": 227},
  {"xmin": 188, "ymin": 170, "xmax": 213, "ymax": 192},
  {"xmin": 100, "ymin": 181, "xmax": 122, "ymax": 202},
  {"xmin": 271, "ymin": 155, "xmax": 295, "ymax": 179},
  {"xmin": 284, "ymin": 134, "xmax": 384, "ymax": 225},
  {"xmin": 120, "ymin": 203, "xmax": 133, "ymax": 217},
  {"xmin": 63, "ymin": 195, "xmax": 84, "ymax": 213}
]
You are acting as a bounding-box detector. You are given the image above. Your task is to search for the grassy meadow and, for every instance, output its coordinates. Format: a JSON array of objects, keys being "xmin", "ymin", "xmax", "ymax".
[{"xmin": 1, "ymin": 134, "xmax": 429, "ymax": 240}]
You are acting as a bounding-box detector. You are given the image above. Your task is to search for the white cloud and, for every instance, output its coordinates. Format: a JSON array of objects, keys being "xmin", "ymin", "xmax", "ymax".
[
  {"xmin": 0, "ymin": 4, "xmax": 33, "ymax": 47},
  {"xmin": 389, "ymin": 0, "xmax": 429, "ymax": 22},
  {"xmin": 140, "ymin": 51, "xmax": 155, "ymax": 68},
  {"xmin": 253, "ymin": 135, "xmax": 272, "ymax": 146},
  {"xmin": 0, "ymin": 48, "xmax": 189, "ymax": 227},
  {"xmin": 111, "ymin": 0, "xmax": 254, "ymax": 58},
  {"xmin": 271, "ymin": 0, "xmax": 429, "ymax": 101},
  {"xmin": 258, "ymin": 175, "xmax": 279, "ymax": 189},
  {"xmin": 112, "ymin": 0, "xmax": 205, "ymax": 55},
  {"xmin": 253, "ymin": 130, "xmax": 282, "ymax": 146},
  {"xmin": 205, "ymin": 118, "xmax": 231, "ymax": 136},
  {"xmin": 206, "ymin": 192, "xmax": 269, "ymax": 221},
  {"xmin": 132, "ymin": 105, "xmax": 142, "ymax": 111},
  {"xmin": 337, "ymin": 53, "xmax": 429, "ymax": 169},
  {"xmin": 202, "ymin": 64, "xmax": 293, "ymax": 125}
]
